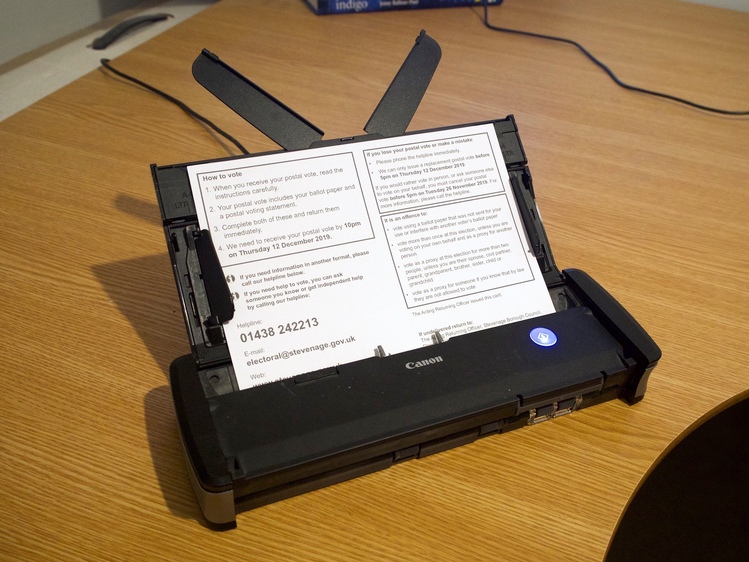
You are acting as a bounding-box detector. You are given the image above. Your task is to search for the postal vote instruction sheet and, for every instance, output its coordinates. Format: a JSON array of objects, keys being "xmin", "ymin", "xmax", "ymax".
[{"xmin": 187, "ymin": 123, "xmax": 555, "ymax": 389}]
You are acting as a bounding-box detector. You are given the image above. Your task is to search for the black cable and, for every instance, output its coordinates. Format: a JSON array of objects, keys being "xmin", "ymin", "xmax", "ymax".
[
  {"xmin": 100, "ymin": 58, "xmax": 250, "ymax": 154},
  {"xmin": 480, "ymin": 1, "xmax": 749, "ymax": 116}
]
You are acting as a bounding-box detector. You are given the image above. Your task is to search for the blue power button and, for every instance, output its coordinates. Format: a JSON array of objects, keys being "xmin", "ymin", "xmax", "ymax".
[{"xmin": 530, "ymin": 327, "xmax": 558, "ymax": 347}]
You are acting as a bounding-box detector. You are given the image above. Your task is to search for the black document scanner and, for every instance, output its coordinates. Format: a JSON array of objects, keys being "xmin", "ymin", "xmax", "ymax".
[{"xmin": 152, "ymin": 34, "xmax": 660, "ymax": 527}]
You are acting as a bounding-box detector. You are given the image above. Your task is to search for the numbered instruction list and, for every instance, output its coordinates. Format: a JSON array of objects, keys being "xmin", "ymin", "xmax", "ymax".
[{"xmin": 188, "ymin": 123, "xmax": 555, "ymax": 389}]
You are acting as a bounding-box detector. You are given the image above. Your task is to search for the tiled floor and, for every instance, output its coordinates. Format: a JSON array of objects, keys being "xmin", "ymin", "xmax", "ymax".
[{"xmin": 0, "ymin": 0, "xmax": 215, "ymax": 122}]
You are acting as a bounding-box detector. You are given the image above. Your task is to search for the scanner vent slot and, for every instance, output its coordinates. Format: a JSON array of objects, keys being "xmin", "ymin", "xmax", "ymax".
[{"xmin": 293, "ymin": 367, "xmax": 339, "ymax": 385}]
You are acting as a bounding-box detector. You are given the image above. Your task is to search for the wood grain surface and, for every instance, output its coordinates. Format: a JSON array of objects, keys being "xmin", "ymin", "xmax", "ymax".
[{"xmin": 1, "ymin": 0, "xmax": 747, "ymax": 560}]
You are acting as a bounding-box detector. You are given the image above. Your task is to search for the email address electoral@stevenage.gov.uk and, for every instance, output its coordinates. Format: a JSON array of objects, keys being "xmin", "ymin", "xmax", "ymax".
[{"xmin": 245, "ymin": 335, "xmax": 357, "ymax": 367}]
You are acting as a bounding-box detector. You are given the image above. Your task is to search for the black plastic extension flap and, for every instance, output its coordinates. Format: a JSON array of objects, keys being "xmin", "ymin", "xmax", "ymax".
[
  {"xmin": 364, "ymin": 30, "xmax": 442, "ymax": 138},
  {"xmin": 192, "ymin": 49, "xmax": 324, "ymax": 151}
]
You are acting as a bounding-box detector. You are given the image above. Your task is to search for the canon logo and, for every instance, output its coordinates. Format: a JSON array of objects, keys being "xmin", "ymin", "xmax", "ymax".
[{"xmin": 405, "ymin": 356, "xmax": 443, "ymax": 370}]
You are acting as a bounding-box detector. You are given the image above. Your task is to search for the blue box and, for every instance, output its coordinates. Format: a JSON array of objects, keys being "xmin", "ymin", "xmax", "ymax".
[{"xmin": 305, "ymin": 0, "xmax": 501, "ymax": 15}]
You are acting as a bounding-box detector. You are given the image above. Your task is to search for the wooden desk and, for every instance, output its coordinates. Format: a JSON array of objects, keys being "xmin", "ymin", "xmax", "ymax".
[{"xmin": 1, "ymin": 0, "xmax": 747, "ymax": 559}]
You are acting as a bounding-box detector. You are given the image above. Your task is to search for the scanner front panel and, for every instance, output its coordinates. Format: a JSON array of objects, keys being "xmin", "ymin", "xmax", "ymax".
[{"xmin": 205, "ymin": 306, "xmax": 624, "ymax": 494}]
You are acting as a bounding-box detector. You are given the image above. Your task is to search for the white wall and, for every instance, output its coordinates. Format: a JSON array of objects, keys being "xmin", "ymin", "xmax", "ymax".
[{"xmin": 0, "ymin": 0, "xmax": 143, "ymax": 66}]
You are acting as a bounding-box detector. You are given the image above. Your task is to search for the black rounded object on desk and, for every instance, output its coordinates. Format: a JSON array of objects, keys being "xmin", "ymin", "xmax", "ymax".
[{"xmin": 606, "ymin": 397, "xmax": 749, "ymax": 561}]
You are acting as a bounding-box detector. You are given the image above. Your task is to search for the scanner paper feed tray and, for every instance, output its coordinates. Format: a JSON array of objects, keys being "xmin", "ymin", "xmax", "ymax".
[{"xmin": 181, "ymin": 121, "xmax": 558, "ymax": 391}]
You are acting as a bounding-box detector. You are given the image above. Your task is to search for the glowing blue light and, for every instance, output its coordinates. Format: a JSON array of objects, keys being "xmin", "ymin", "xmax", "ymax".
[{"xmin": 530, "ymin": 327, "xmax": 558, "ymax": 347}]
